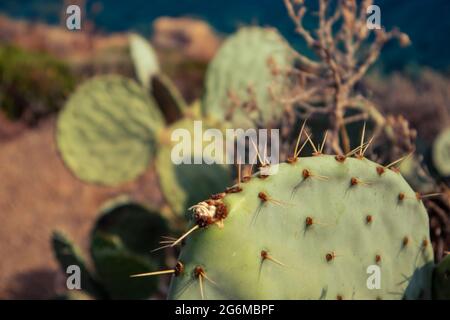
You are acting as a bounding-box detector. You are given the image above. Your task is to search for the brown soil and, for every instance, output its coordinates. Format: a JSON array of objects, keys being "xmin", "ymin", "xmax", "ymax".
[{"xmin": 0, "ymin": 117, "xmax": 164, "ymax": 299}]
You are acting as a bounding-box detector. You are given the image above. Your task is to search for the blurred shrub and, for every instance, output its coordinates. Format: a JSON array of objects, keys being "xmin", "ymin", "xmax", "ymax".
[
  {"xmin": 367, "ymin": 69, "xmax": 450, "ymax": 143},
  {"xmin": 0, "ymin": 45, "xmax": 76, "ymax": 124}
]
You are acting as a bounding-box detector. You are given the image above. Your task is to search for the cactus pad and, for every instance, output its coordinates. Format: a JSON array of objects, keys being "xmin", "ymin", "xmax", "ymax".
[
  {"xmin": 203, "ymin": 27, "xmax": 294, "ymax": 127},
  {"xmin": 52, "ymin": 231, "xmax": 105, "ymax": 298},
  {"xmin": 57, "ymin": 76, "xmax": 164, "ymax": 185},
  {"xmin": 129, "ymin": 33, "xmax": 160, "ymax": 89},
  {"xmin": 432, "ymin": 255, "xmax": 450, "ymax": 300},
  {"xmin": 168, "ymin": 156, "xmax": 434, "ymax": 299},
  {"xmin": 156, "ymin": 119, "xmax": 232, "ymax": 216},
  {"xmin": 92, "ymin": 198, "xmax": 169, "ymax": 260},
  {"xmin": 399, "ymin": 155, "xmax": 435, "ymax": 193},
  {"xmin": 53, "ymin": 199, "xmax": 169, "ymax": 299},
  {"xmin": 432, "ymin": 128, "xmax": 450, "ymax": 177},
  {"xmin": 91, "ymin": 232, "xmax": 158, "ymax": 299},
  {"xmin": 152, "ymin": 73, "xmax": 187, "ymax": 124}
]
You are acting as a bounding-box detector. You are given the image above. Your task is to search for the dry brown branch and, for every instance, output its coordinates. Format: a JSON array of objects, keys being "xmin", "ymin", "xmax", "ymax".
[{"xmin": 278, "ymin": 0, "xmax": 410, "ymax": 154}]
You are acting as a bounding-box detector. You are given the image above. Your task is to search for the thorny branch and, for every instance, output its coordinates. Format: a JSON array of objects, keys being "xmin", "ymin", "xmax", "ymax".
[{"xmin": 279, "ymin": 0, "xmax": 410, "ymax": 154}]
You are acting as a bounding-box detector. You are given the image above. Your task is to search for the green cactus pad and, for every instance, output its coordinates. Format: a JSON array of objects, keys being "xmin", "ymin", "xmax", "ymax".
[
  {"xmin": 203, "ymin": 27, "xmax": 294, "ymax": 127},
  {"xmin": 129, "ymin": 33, "xmax": 160, "ymax": 89},
  {"xmin": 432, "ymin": 255, "xmax": 450, "ymax": 300},
  {"xmin": 91, "ymin": 232, "xmax": 159, "ymax": 299},
  {"xmin": 92, "ymin": 198, "xmax": 169, "ymax": 260},
  {"xmin": 399, "ymin": 155, "xmax": 435, "ymax": 193},
  {"xmin": 168, "ymin": 156, "xmax": 434, "ymax": 299},
  {"xmin": 51, "ymin": 231, "xmax": 104, "ymax": 298},
  {"xmin": 57, "ymin": 76, "xmax": 164, "ymax": 185},
  {"xmin": 155, "ymin": 119, "xmax": 232, "ymax": 217},
  {"xmin": 152, "ymin": 73, "xmax": 187, "ymax": 124},
  {"xmin": 432, "ymin": 128, "xmax": 450, "ymax": 177}
]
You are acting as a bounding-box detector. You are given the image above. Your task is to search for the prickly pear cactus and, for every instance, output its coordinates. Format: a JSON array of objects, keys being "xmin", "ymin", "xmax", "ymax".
[
  {"xmin": 56, "ymin": 73, "xmax": 233, "ymax": 216},
  {"xmin": 129, "ymin": 33, "xmax": 160, "ymax": 89},
  {"xmin": 91, "ymin": 232, "xmax": 159, "ymax": 300},
  {"xmin": 203, "ymin": 27, "xmax": 294, "ymax": 128},
  {"xmin": 57, "ymin": 76, "xmax": 164, "ymax": 185},
  {"xmin": 89, "ymin": 199, "xmax": 170, "ymax": 299},
  {"xmin": 432, "ymin": 128, "xmax": 450, "ymax": 178},
  {"xmin": 152, "ymin": 73, "xmax": 187, "ymax": 124},
  {"xmin": 53, "ymin": 199, "xmax": 170, "ymax": 299},
  {"xmin": 156, "ymin": 119, "xmax": 232, "ymax": 216},
  {"xmin": 52, "ymin": 231, "xmax": 105, "ymax": 298},
  {"xmin": 167, "ymin": 156, "xmax": 434, "ymax": 299},
  {"xmin": 432, "ymin": 255, "xmax": 450, "ymax": 300},
  {"xmin": 93, "ymin": 197, "xmax": 169, "ymax": 259},
  {"xmin": 399, "ymin": 155, "xmax": 435, "ymax": 193}
]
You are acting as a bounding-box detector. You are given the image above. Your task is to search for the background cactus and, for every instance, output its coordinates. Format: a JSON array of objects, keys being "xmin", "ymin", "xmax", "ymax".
[
  {"xmin": 399, "ymin": 155, "xmax": 436, "ymax": 194},
  {"xmin": 129, "ymin": 33, "xmax": 160, "ymax": 89},
  {"xmin": 202, "ymin": 27, "xmax": 295, "ymax": 128},
  {"xmin": 57, "ymin": 75, "xmax": 164, "ymax": 185},
  {"xmin": 432, "ymin": 128, "xmax": 450, "ymax": 179},
  {"xmin": 52, "ymin": 231, "xmax": 105, "ymax": 298},
  {"xmin": 156, "ymin": 118, "xmax": 232, "ymax": 217},
  {"xmin": 130, "ymin": 33, "xmax": 187, "ymax": 124},
  {"xmin": 90, "ymin": 232, "xmax": 158, "ymax": 299},
  {"xmin": 432, "ymin": 254, "xmax": 450, "ymax": 299},
  {"xmin": 151, "ymin": 73, "xmax": 187, "ymax": 124},
  {"xmin": 167, "ymin": 155, "xmax": 434, "ymax": 299},
  {"xmin": 92, "ymin": 197, "xmax": 169, "ymax": 261},
  {"xmin": 52, "ymin": 199, "xmax": 171, "ymax": 299},
  {"xmin": 56, "ymin": 37, "xmax": 232, "ymax": 217}
]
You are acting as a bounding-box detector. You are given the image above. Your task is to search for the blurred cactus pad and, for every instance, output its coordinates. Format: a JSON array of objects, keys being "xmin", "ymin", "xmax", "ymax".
[
  {"xmin": 52, "ymin": 199, "xmax": 171, "ymax": 299},
  {"xmin": 57, "ymin": 76, "xmax": 164, "ymax": 185},
  {"xmin": 432, "ymin": 128, "xmax": 450, "ymax": 178},
  {"xmin": 202, "ymin": 27, "xmax": 295, "ymax": 127},
  {"xmin": 129, "ymin": 33, "xmax": 160, "ymax": 89},
  {"xmin": 0, "ymin": 45, "xmax": 75, "ymax": 123},
  {"xmin": 56, "ymin": 33, "xmax": 232, "ymax": 216},
  {"xmin": 168, "ymin": 156, "xmax": 435, "ymax": 299},
  {"xmin": 433, "ymin": 255, "xmax": 450, "ymax": 300}
]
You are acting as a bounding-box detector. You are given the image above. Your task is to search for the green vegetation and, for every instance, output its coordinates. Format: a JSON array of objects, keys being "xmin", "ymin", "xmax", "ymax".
[{"xmin": 0, "ymin": 45, "xmax": 75, "ymax": 123}]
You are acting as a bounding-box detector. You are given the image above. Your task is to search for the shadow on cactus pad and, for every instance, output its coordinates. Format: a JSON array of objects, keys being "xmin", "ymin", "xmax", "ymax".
[
  {"xmin": 433, "ymin": 254, "xmax": 450, "ymax": 300},
  {"xmin": 90, "ymin": 232, "xmax": 159, "ymax": 300},
  {"xmin": 93, "ymin": 198, "xmax": 169, "ymax": 260},
  {"xmin": 52, "ymin": 199, "xmax": 172, "ymax": 299},
  {"xmin": 156, "ymin": 118, "xmax": 233, "ymax": 217}
]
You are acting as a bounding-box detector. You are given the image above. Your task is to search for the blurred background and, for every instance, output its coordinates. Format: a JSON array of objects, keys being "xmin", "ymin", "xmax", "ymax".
[{"xmin": 0, "ymin": 0, "xmax": 449, "ymax": 299}]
